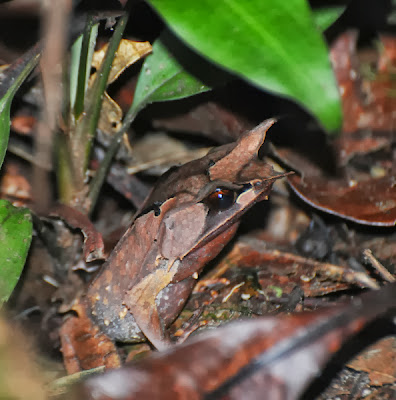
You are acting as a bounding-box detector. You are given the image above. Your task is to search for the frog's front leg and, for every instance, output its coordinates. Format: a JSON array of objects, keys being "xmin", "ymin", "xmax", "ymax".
[
  {"xmin": 60, "ymin": 301, "xmax": 120, "ymax": 374},
  {"xmin": 123, "ymin": 259, "xmax": 180, "ymax": 350}
]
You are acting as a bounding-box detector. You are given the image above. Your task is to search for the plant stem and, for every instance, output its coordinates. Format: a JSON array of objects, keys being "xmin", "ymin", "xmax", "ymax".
[
  {"xmin": 74, "ymin": 10, "xmax": 130, "ymax": 179},
  {"xmin": 87, "ymin": 109, "xmax": 139, "ymax": 215}
]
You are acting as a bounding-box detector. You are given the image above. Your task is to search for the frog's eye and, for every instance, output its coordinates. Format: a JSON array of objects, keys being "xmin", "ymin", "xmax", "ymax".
[{"xmin": 206, "ymin": 188, "xmax": 237, "ymax": 211}]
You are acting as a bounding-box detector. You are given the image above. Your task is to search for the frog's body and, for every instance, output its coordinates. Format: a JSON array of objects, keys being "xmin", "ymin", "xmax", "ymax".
[{"xmin": 60, "ymin": 119, "xmax": 285, "ymax": 373}]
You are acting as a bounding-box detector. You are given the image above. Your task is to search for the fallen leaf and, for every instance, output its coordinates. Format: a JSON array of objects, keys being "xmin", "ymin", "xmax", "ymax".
[
  {"xmin": 331, "ymin": 31, "xmax": 396, "ymax": 134},
  {"xmin": 49, "ymin": 204, "xmax": 105, "ymax": 262},
  {"xmin": 347, "ymin": 337, "xmax": 396, "ymax": 386},
  {"xmin": 72, "ymin": 283, "xmax": 396, "ymax": 400},
  {"xmin": 0, "ymin": 163, "xmax": 32, "ymax": 206},
  {"xmin": 288, "ymin": 174, "xmax": 396, "ymax": 226}
]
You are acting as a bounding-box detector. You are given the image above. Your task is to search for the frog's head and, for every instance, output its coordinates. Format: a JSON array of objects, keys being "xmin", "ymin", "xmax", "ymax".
[{"xmin": 151, "ymin": 119, "xmax": 288, "ymax": 265}]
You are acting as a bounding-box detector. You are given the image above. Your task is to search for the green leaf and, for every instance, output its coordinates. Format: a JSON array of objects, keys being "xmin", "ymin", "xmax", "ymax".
[
  {"xmin": 0, "ymin": 101, "xmax": 12, "ymax": 169},
  {"xmin": 147, "ymin": 0, "xmax": 342, "ymax": 132},
  {"xmin": 69, "ymin": 34, "xmax": 83, "ymax": 112},
  {"xmin": 0, "ymin": 200, "xmax": 32, "ymax": 306},
  {"xmin": 130, "ymin": 37, "xmax": 211, "ymax": 117},
  {"xmin": 313, "ymin": 7, "xmax": 345, "ymax": 31},
  {"xmin": 70, "ymin": 16, "xmax": 99, "ymax": 118},
  {"xmin": 0, "ymin": 44, "xmax": 40, "ymax": 169}
]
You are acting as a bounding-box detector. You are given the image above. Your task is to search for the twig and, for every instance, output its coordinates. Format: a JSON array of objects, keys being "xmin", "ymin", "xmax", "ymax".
[{"xmin": 363, "ymin": 249, "xmax": 395, "ymax": 283}]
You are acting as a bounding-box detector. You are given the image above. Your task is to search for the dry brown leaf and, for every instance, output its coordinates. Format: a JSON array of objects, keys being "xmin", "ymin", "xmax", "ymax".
[
  {"xmin": 91, "ymin": 39, "xmax": 152, "ymax": 85},
  {"xmin": 99, "ymin": 92, "xmax": 123, "ymax": 134},
  {"xmin": 347, "ymin": 337, "xmax": 396, "ymax": 386},
  {"xmin": 0, "ymin": 163, "xmax": 32, "ymax": 206},
  {"xmin": 127, "ymin": 132, "xmax": 210, "ymax": 175},
  {"xmin": 90, "ymin": 39, "xmax": 152, "ymax": 136}
]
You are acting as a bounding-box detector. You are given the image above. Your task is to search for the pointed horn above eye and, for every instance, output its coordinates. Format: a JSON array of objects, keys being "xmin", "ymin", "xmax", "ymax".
[
  {"xmin": 209, "ymin": 118, "xmax": 277, "ymax": 181},
  {"xmin": 237, "ymin": 118, "xmax": 277, "ymax": 154}
]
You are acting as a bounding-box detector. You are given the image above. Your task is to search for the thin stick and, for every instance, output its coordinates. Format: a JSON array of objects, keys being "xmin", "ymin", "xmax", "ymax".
[{"xmin": 363, "ymin": 249, "xmax": 395, "ymax": 283}]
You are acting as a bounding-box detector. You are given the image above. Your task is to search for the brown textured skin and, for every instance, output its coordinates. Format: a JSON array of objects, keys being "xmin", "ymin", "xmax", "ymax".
[{"xmin": 60, "ymin": 119, "xmax": 285, "ymax": 373}]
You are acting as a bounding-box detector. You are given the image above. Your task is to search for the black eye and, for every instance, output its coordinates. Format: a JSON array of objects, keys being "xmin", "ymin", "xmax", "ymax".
[{"xmin": 206, "ymin": 188, "xmax": 236, "ymax": 211}]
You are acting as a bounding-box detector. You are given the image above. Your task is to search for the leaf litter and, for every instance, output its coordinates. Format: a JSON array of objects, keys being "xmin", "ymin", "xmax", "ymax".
[{"xmin": 0, "ymin": 4, "xmax": 395, "ymax": 400}]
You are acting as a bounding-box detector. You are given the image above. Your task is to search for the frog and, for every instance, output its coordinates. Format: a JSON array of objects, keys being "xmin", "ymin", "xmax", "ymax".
[{"xmin": 60, "ymin": 119, "xmax": 286, "ymax": 373}]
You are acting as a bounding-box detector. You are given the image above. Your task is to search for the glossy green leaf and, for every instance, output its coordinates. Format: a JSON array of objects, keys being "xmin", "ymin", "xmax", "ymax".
[
  {"xmin": 313, "ymin": 7, "xmax": 345, "ymax": 31},
  {"xmin": 147, "ymin": 0, "xmax": 342, "ymax": 132},
  {"xmin": 0, "ymin": 200, "xmax": 32, "ymax": 305},
  {"xmin": 0, "ymin": 45, "xmax": 40, "ymax": 170},
  {"xmin": 130, "ymin": 38, "xmax": 211, "ymax": 117}
]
